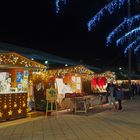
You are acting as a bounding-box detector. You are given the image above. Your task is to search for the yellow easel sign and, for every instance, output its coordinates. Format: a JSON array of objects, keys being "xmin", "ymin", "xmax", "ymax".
[{"xmin": 46, "ymin": 88, "xmax": 57, "ymax": 101}]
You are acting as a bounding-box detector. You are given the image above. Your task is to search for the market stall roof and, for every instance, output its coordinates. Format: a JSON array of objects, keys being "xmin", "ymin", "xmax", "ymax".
[
  {"xmin": 0, "ymin": 42, "xmax": 101, "ymax": 72},
  {"xmin": 0, "ymin": 52, "xmax": 46, "ymax": 69},
  {"xmin": 46, "ymin": 65, "xmax": 95, "ymax": 75}
]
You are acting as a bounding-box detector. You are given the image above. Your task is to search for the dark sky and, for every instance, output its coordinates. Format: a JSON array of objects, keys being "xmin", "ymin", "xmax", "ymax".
[{"xmin": 0, "ymin": 0, "xmax": 139, "ymax": 68}]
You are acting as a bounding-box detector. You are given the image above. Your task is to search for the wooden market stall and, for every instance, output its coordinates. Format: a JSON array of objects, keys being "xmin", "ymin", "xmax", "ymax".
[
  {"xmin": 32, "ymin": 65, "xmax": 95, "ymax": 110},
  {"xmin": 0, "ymin": 52, "xmax": 46, "ymax": 122}
]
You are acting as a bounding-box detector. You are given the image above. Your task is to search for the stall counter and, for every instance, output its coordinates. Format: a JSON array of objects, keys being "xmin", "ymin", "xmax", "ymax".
[{"xmin": 0, "ymin": 92, "xmax": 27, "ymax": 122}]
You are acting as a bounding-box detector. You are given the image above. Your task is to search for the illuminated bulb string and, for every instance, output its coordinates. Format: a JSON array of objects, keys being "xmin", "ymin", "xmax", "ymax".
[
  {"xmin": 116, "ymin": 27, "xmax": 140, "ymax": 46},
  {"xmin": 124, "ymin": 37, "xmax": 140, "ymax": 54},
  {"xmin": 87, "ymin": 0, "xmax": 127, "ymax": 31},
  {"xmin": 56, "ymin": 0, "xmax": 67, "ymax": 13},
  {"xmin": 134, "ymin": 45, "xmax": 140, "ymax": 53},
  {"xmin": 107, "ymin": 15, "xmax": 140, "ymax": 46}
]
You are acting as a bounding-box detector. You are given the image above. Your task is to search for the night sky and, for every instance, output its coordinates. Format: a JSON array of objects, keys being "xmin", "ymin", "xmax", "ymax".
[{"xmin": 0, "ymin": 1, "xmax": 139, "ymax": 69}]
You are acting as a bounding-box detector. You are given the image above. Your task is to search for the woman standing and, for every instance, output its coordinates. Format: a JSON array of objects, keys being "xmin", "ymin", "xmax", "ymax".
[{"xmin": 106, "ymin": 82, "xmax": 117, "ymax": 110}]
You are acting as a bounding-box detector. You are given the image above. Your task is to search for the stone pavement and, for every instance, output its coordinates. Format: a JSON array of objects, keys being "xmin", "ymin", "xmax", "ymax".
[{"xmin": 0, "ymin": 95, "xmax": 140, "ymax": 140}]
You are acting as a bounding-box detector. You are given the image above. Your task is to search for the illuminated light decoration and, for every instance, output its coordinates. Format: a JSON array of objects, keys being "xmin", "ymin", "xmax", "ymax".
[
  {"xmin": 124, "ymin": 37, "xmax": 140, "ymax": 54},
  {"xmin": 14, "ymin": 103, "xmax": 17, "ymax": 108},
  {"xmin": 23, "ymin": 102, "xmax": 26, "ymax": 107},
  {"xmin": 107, "ymin": 15, "xmax": 140, "ymax": 46},
  {"xmin": 18, "ymin": 108, "xmax": 22, "ymax": 114},
  {"xmin": 134, "ymin": 45, "xmax": 140, "ymax": 53},
  {"xmin": 8, "ymin": 110, "xmax": 13, "ymax": 116},
  {"xmin": 0, "ymin": 112, "xmax": 3, "ymax": 117},
  {"xmin": 0, "ymin": 94, "xmax": 27, "ymax": 121},
  {"xmin": 56, "ymin": 0, "xmax": 67, "ymax": 13},
  {"xmin": 0, "ymin": 52, "xmax": 46, "ymax": 70},
  {"xmin": 116, "ymin": 27, "xmax": 140, "ymax": 46},
  {"xmin": 87, "ymin": 0, "xmax": 127, "ymax": 31},
  {"xmin": 4, "ymin": 104, "xmax": 7, "ymax": 109},
  {"xmin": 32, "ymin": 65, "xmax": 95, "ymax": 81}
]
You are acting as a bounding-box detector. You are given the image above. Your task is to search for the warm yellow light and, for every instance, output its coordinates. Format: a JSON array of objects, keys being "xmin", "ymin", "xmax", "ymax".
[
  {"xmin": 14, "ymin": 103, "xmax": 17, "ymax": 108},
  {"xmin": 4, "ymin": 104, "xmax": 7, "ymax": 109},
  {"xmin": 18, "ymin": 108, "xmax": 22, "ymax": 114},
  {"xmin": 0, "ymin": 112, "xmax": 3, "ymax": 117},
  {"xmin": 23, "ymin": 103, "xmax": 26, "ymax": 107},
  {"xmin": 8, "ymin": 110, "xmax": 13, "ymax": 116}
]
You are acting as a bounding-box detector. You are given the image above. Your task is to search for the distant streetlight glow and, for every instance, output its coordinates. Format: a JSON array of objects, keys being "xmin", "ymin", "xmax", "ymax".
[
  {"xmin": 65, "ymin": 64, "xmax": 68, "ymax": 66},
  {"xmin": 45, "ymin": 61, "xmax": 48, "ymax": 64},
  {"xmin": 31, "ymin": 58, "xmax": 34, "ymax": 60},
  {"xmin": 119, "ymin": 67, "xmax": 122, "ymax": 70}
]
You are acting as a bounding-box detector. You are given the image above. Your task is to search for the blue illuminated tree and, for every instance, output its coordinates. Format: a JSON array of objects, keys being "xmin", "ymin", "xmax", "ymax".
[
  {"xmin": 87, "ymin": 0, "xmax": 140, "ymax": 53},
  {"xmin": 55, "ymin": 0, "xmax": 67, "ymax": 13},
  {"xmin": 124, "ymin": 37, "xmax": 140, "ymax": 54},
  {"xmin": 134, "ymin": 45, "xmax": 140, "ymax": 53},
  {"xmin": 106, "ymin": 15, "xmax": 140, "ymax": 46},
  {"xmin": 87, "ymin": 0, "xmax": 127, "ymax": 31},
  {"xmin": 116, "ymin": 27, "xmax": 140, "ymax": 46}
]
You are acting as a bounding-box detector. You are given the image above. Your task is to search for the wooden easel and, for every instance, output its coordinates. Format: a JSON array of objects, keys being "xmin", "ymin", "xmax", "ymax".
[{"xmin": 46, "ymin": 88, "xmax": 58, "ymax": 117}]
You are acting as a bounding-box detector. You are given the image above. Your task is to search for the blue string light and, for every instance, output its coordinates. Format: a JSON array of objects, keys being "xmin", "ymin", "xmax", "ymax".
[
  {"xmin": 124, "ymin": 37, "xmax": 140, "ymax": 54},
  {"xmin": 116, "ymin": 27, "xmax": 140, "ymax": 46},
  {"xmin": 87, "ymin": 0, "xmax": 127, "ymax": 31},
  {"xmin": 107, "ymin": 15, "xmax": 140, "ymax": 46},
  {"xmin": 134, "ymin": 45, "xmax": 140, "ymax": 53},
  {"xmin": 56, "ymin": 0, "xmax": 67, "ymax": 13}
]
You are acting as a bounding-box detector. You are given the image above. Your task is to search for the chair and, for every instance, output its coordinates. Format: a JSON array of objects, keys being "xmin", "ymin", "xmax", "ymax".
[{"xmin": 46, "ymin": 88, "xmax": 58, "ymax": 117}]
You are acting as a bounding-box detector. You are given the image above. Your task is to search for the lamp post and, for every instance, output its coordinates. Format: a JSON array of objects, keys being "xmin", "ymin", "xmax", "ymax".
[
  {"xmin": 127, "ymin": 0, "xmax": 132, "ymax": 95},
  {"xmin": 127, "ymin": 0, "xmax": 139, "ymax": 97}
]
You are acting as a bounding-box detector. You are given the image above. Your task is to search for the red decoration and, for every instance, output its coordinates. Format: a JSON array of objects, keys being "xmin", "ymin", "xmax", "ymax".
[{"xmin": 91, "ymin": 77, "xmax": 107, "ymax": 90}]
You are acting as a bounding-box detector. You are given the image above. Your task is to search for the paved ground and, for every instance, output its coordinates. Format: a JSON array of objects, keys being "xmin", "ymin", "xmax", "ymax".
[{"xmin": 0, "ymin": 95, "xmax": 140, "ymax": 140}]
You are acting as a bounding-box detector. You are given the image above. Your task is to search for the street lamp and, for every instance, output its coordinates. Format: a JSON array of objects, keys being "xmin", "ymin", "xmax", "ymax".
[
  {"xmin": 119, "ymin": 67, "xmax": 122, "ymax": 70},
  {"xmin": 127, "ymin": 0, "xmax": 132, "ymax": 94},
  {"xmin": 127, "ymin": 0, "xmax": 140, "ymax": 96}
]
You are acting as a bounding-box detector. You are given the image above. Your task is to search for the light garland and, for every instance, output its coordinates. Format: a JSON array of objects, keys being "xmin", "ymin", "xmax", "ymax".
[
  {"xmin": 18, "ymin": 108, "xmax": 22, "ymax": 114},
  {"xmin": 8, "ymin": 110, "xmax": 13, "ymax": 116},
  {"xmin": 96, "ymin": 71, "xmax": 116, "ymax": 80},
  {"xmin": 46, "ymin": 65, "xmax": 94, "ymax": 76},
  {"xmin": 116, "ymin": 27, "xmax": 140, "ymax": 46},
  {"xmin": 87, "ymin": 0, "xmax": 127, "ymax": 31},
  {"xmin": 0, "ymin": 94, "xmax": 27, "ymax": 121},
  {"xmin": 0, "ymin": 52, "xmax": 46, "ymax": 70},
  {"xmin": 56, "ymin": 0, "xmax": 67, "ymax": 13},
  {"xmin": 134, "ymin": 45, "xmax": 140, "ymax": 53},
  {"xmin": 107, "ymin": 15, "xmax": 140, "ymax": 46},
  {"xmin": 32, "ymin": 65, "xmax": 95, "ymax": 82},
  {"xmin": 124, "ymin": 37, "xmax": 140, "ymax": 54}
]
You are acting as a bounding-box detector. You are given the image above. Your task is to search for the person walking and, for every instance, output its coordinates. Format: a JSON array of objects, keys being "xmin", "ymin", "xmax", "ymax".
[{"xmin": 115, "ymin": 86, "xmax": 124, "ymax": 110}]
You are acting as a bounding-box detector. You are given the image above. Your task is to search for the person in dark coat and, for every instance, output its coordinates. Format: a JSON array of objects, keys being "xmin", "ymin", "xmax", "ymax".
[{"xmin": 115, "ymin": 86, "xmax": 124, "ymax": 110}]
